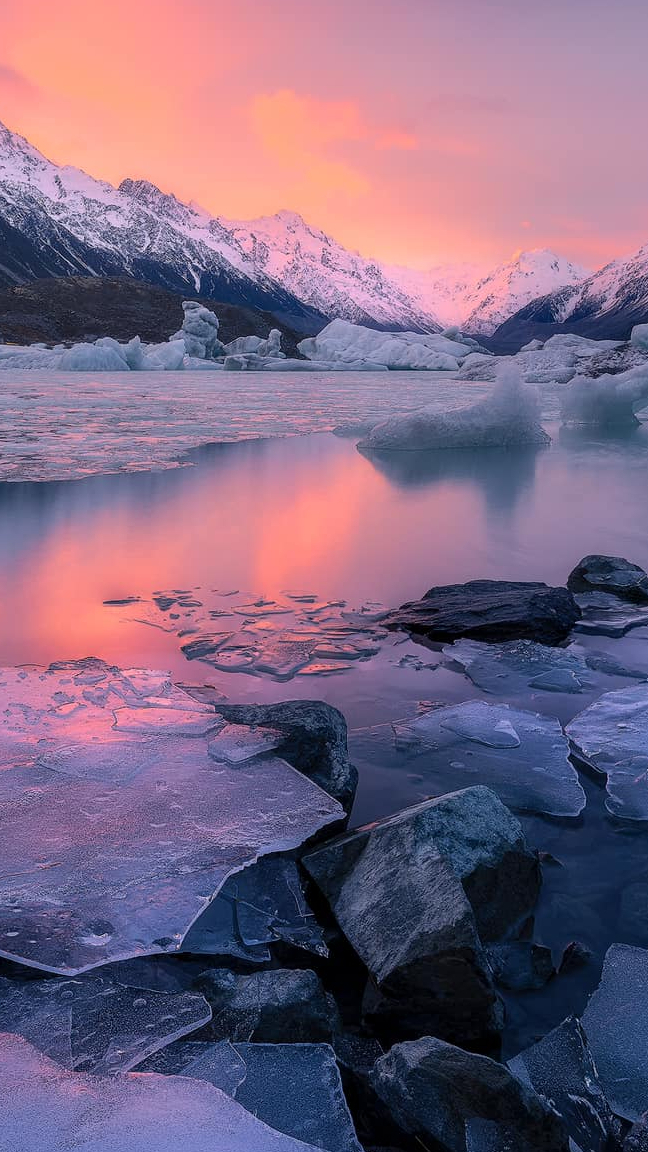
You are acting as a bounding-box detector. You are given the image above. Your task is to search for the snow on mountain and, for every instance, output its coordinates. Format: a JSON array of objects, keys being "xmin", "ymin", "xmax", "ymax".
[
  {"xmin": 509, "ymin": 244, "xmax": 648, "ymax": 330},
  {"xmin": 386, "ymin": 250, "xmax": 589, "ymax": 335},
  {"xmin": 0, "ymin": 121, "xmax": 442, "ymax": 332},
  {"xmin": 218, "ymin": 209, "xmax": 441, "ymax": 331},
  {"xmin": 459, "ymin": 249, "xmax": 590, "ymax": 335}
]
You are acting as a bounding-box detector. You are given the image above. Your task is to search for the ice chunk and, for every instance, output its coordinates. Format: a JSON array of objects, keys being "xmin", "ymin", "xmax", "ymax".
[
  {"xmin": 0, "ymin": 971, "xmax": 210, "ymax": 1073},
  {"xmin": 358, "ymin": 368, "xmax": 550, "ymax": 450},
  {"xmin": 183, "ymin": 855, "xmax": 327, "ymax": 960},
  {"xmin": 146, "ymin": 339, "xmax": 187, "ymax": 370},
  {"xmin": 631, "ymin": 323, "xmax": 648, "ymax": 351},
  {"xmin": 442, "ymin": 638, "xmax": 637, "ymax": 696},
  {"xmin": 573, "ymin": 591, "xmax": 648, "ymax": 637},
  {"xmin": 395, "ymin": 699, "xmax": 585, "ymax": 817},
  {"xmin": 561, "ymin": 365, "xmax": 648, "ymax": 426},
  {"xmin": 298, "ymin": 317, "xmax": 475, "ymax": 370},
  {"xmin": 225, "ymin": 330, "xmax": 285, "ymax": 358},
  {"xmin": 509, "ymin": 1017, "xmax": 613, "ymax": 1151},
  {"xmin": 208, "ymin": 722, "xmax": 285, "ymax": 763},
  {"xmin": 581, "ymin": 943, "xmax": 648, "ymax": 1122},
  {"xmin": 0, "ymin": 660, "xmax": 342, "ymax": 973},
  {"xmin": 59, "ymin": 341, "xmax": 130, "ymax": 371},
  {"xmin": 172, "ymin": 300, "xmax": 225, "ymax": 360},
  {"xmin": 139, "ymin": 1041, "xmax": 363, "ymax": 1152},
  {"xmin": 566, "ymin": 684, "xmax": 648, "ymax": 819},
  {"xmin": 0, "ymin": 1032, "xmax": 324, "ymax": 1152}
]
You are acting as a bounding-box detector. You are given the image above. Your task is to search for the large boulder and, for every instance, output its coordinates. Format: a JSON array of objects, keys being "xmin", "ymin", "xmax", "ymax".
[
  {"xmin": 370, "ymin": 1037, "xmax": 570, "ymax": 1152},
  {"xmin": 567, "ymin": 554, "xmax": 648, "ymax": 603},
  {"xmin": 195, "ymin": 968, "xmax": 340, "ymax": 1044},
  {"xmin": 213, "ymin": 699, "xmax": 357, "ymax": 812},
  {"xmin": 384, "ymin": 580, "xmax": 580, "ymax": 646},
  {"xmin": 302, "ymin": 788, "xmax": 534, "ymax": 1046}
]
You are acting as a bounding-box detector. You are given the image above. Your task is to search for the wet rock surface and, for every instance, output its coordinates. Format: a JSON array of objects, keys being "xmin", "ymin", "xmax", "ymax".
[
  {"xmin": 384, "ymin": 579, "xmax": 581, "ymax": 645},
  {"xmin": 568, "ymin": 554, "xmax": 648, "ymax": 602},
  {"xmin": 194, "ymin": 968, "xmax": 340, "ymax": 1043}
]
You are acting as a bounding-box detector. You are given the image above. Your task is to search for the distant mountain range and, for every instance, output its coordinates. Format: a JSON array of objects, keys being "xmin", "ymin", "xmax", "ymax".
[{"xmin": 1, "ymin": 118, "xmax": 647, "ymax": 344}]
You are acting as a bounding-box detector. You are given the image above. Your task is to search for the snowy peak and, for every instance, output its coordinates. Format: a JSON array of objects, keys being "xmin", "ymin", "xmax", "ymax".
[{"xmin": 461, "ymin": 249, "xmax": 590, "ymax": 334}]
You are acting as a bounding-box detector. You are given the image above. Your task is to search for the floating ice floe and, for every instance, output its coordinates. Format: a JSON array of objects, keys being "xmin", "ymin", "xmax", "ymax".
[
  {"xmin": 443, "ymin": 638, "xmax": 645, "ymax": 697},
  {"xmin": 566, "ymin": 683, "xmax": 648, "ymax": 819},
  {"xmin": 581, "ymin": 943, "xmax": 648, "ymax": 1122},
  {"xmin": 459, "ymin": 333, "xmax": 623, "ymax": 385},
  {"xmin": 139, "ymin": 1041, "xmax": 363, "ymax": 1152},
  {"xmin": 0, "ymin": 659, "xmax": 342, "ymax": 973},
  {"xmin": 561, "ymin": 364, "xmax": 648, "ymax": 426},
  {"xmin": 358, "ymin": 368, "xmax": 549, "ymax": 451},
  {"xmin": 298, "ymin": 317, "xmax": 483, "ymax": 370},
  {"xmin": 572, "ymin": 591, "xmax": 648, "ymax": 637},
  {"xmin": 0, "ymin": 1033, "xmax": 325, "ymax": 1152},
  {"xmin": 0, "ymin": 971, "xmax": 210, "ymax": 1074},
  {"xmin": 394, "ymin": 699, "xmax": 585, "ymax": 817}
]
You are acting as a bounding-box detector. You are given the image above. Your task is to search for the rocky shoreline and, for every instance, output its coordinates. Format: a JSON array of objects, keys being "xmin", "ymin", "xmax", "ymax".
[{"xmin": 3, "ymin": 557, "xmax": 648, "ymax": 1149}]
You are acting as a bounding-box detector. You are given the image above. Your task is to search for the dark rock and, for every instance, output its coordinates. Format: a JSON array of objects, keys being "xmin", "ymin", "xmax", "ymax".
[
  {"xmin": 559, "ymin": 940, "xmax": 593, "ymax": 973},
  {"xmin": 508, "ymin": 1016, "xmax": 614, "ymax": 1152},
  {"xmin": 567, "ymin": 555, "xmax": 648, "ymax": 603},
  {"xmin": 384, "ymin": 580, "xmax": 580, "ymax": 646},
  {"xmin": 370, "ymin": 1036, "xmax": 570, "ymax": 1152},
  {"xmin": 625, "ymin": 1116, "xmax": 648, "ymax": 1151},
  {"xmin": 304, "ymin": 790, "xmax": 507, "ymax": 1047},
  {"xmin": 487, "ymin": 942, "xmax": 554, "ymax": 990},
  {"xmin": 213, "ymin": 699, "xmax": 357, "ymax": 812},
  {"xmin": 194, "ymin": 967, "xmax": 340, "ymax": 1043}
]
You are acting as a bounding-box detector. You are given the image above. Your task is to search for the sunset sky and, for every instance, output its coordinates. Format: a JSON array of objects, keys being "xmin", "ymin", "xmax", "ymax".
[{"xmin": 0, "ymin": 0, "xmax": 646, "ymax": 269}]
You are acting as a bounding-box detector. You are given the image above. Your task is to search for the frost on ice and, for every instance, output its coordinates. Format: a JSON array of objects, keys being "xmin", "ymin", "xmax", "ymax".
[
  {"xmin": 0, "ymin": 971, "xmax": 211, "ymax": 1073},
  {"xmin": 566, "ymin": 684, "xmax": 648, "ymax": 819},
  {"xmin": 0, "ymin": 659, "xmax": 342, "ymax": 973},
  {"xmin": 358, "ymin": 369, "xmax": 550, "ymax": 451},
  {"xmin": 394, "ymin": 699, "xmax": 585, "ymax": 817},
  {"xmin": 0, "ymin": 1032, "xmax": 324, "ymax": 1152},
  {"xmin": 139, "ymin": 1041, "xmax": 363, "ymax": 1152}
]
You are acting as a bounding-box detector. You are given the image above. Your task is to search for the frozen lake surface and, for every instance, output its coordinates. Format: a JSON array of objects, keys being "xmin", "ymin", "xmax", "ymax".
[{"xmin": 2, "ymin": 369, "xmax": 648, "ymax": 1051}]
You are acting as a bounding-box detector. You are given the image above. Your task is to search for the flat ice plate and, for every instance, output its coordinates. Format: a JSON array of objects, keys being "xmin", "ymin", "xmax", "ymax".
[{"xmin": 0, "ymin": 659, "xmax": 342, "ymax": 974}]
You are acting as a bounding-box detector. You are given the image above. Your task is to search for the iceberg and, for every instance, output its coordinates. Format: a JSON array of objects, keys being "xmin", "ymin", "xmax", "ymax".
[
  {"xmin": 0, "ymin": 1032, "xmax": 324, "ymax": 1152},
  {"xmin": 172, "ymin": 300, "xmax": 226, "ymax": 360},
  {"xmin": 0, "ymin": 659, "xmax": 342, "ymax": 973},
  {"xmin": 0, "ymin": 971, "xmax": 211, "ymax": 1073},
  {"xmin": 358, "ymin": 368, "xmax": 550, "ymax": 450},
  {"xmin": 225, "ymin": 329, "xmax": 285, "ymax": 357},
  {"xmin": 298, "ymin": 317, "xmax": 480, "ymax": 370},
  {"xmin": 566, "ymin": 684, "xmax": 648, "ymax": 819},
  {"xmin": 394, "ymin": 699, "xmax": 585, "ymax": 817},
  {"xmin": 561, "ymin": 364, "xmax": 648, "ymax": 426}
]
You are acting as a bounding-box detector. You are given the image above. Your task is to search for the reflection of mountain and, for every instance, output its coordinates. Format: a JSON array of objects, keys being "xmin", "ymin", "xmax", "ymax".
[{"xmin": 358, "ymin": 444, "xmax": 542, "ymax": 515}]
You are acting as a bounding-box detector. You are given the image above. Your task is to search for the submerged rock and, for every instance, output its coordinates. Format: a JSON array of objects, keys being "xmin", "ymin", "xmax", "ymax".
[
  {"xmin": 194, "ymin": 968, "xmax": 340, "ymax": 1044},
  {"xmin": 567, "ymin": 554, "xmax": 648, "ymax": 603},
  {"xmin": 581, "ymin": 943, "xmax": 648, "ymax": 1122},
  {"xmin": 509, "ymin": 1016, "xmax": 613, "ymax": 1151},
  {"xmin": 486, "ymin": 942, "xmax": 554, "ymax": 991},
  {"xmin": 303, "ymin": 788, "xmax": 521, "ymax": 1046},
  {"xmin": 0, "ymin": 971, "xmax": 210, "ymax": 1074},
  {"xmin": 369, "ymin": 1037, "xmax": 570, "ymax": 1152},
  {"xmin": 0, "ymin": 1032, "xmax": 325, "ymax": 1152},
  {"xmin": 394, "ymin": 700, "xmax": 585, "ymax": 818},
  {"xmin": 140, "ymin": 1040, "xmax": 363, "ymax": 1152},
  {"xmin": 384, "ymin": 579, "xmax": 580, "ymax": 646},
  {"xmin": 567, "ymin": 684, "xmax": 648, "ymax": 819}
]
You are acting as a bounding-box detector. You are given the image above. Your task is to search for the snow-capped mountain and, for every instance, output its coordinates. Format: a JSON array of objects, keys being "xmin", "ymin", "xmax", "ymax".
[
  {"xmin": 385, "ymin": 250, "xmax": 589, "ymax": 335},
  {"xmin": 0, "ymin": 120, "xmax": 443, "ymax": 332},
  {"xmin": 501, "ymin": 244, "xmax": 648, "ymax": 334},
  {"xmin": 218, "ymin": 210, "xmax": 441, "ymax": 332}
]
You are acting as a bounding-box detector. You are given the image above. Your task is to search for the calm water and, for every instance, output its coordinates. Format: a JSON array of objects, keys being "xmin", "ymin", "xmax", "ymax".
[{"xmin": 3, "ymin": 390, "xmax": 648, "ymax": 1053}]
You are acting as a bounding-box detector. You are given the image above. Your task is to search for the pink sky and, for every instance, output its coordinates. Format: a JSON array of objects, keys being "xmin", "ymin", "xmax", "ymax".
[{"xmin": 0, "ymin": 0, "xmax": 646, "ymax": 268}]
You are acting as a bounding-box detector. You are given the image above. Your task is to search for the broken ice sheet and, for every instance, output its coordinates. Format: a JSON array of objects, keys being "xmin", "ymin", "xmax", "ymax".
[
  {"xmin": 208, "ymin": 723, "xmax": 284, "ymax": 764},
  {"xmin": 581, "ymin": 943, "xmax": 648, "ymax": 1122},
  {"xmin": 183, "ymin": 856, "xmax": 327, "ymax": 961},
  {"xmin": 573, "ymin": 592, "xmax": 648, "ymax": 637},
  {"xmin": 566, "ymin": 684, "xmax": 648, "ymax": 819},
  {"xmin": 0, "ymin": 1033, "xmax": 324, "ymax": 1152},
  {"xmin": 394, "ymin": 699, "xmax": 585, "ymax": 817},
  {"xmin": 139, "ymin": 1041, "xmax": 363, "ymax": 1152},
  {"xmin": 0, "ymin": 971, "xmax": 210, "ymax": 1073},
  {"xmin": 0, "ymin": 660, "xmax": 342, "ymax": 974}
]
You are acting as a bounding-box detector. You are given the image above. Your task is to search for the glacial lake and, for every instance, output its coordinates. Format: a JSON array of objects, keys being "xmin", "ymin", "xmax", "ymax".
[{"xmin": 2, "ymin": 369, "xmax": 648, "ymax": 1053}]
